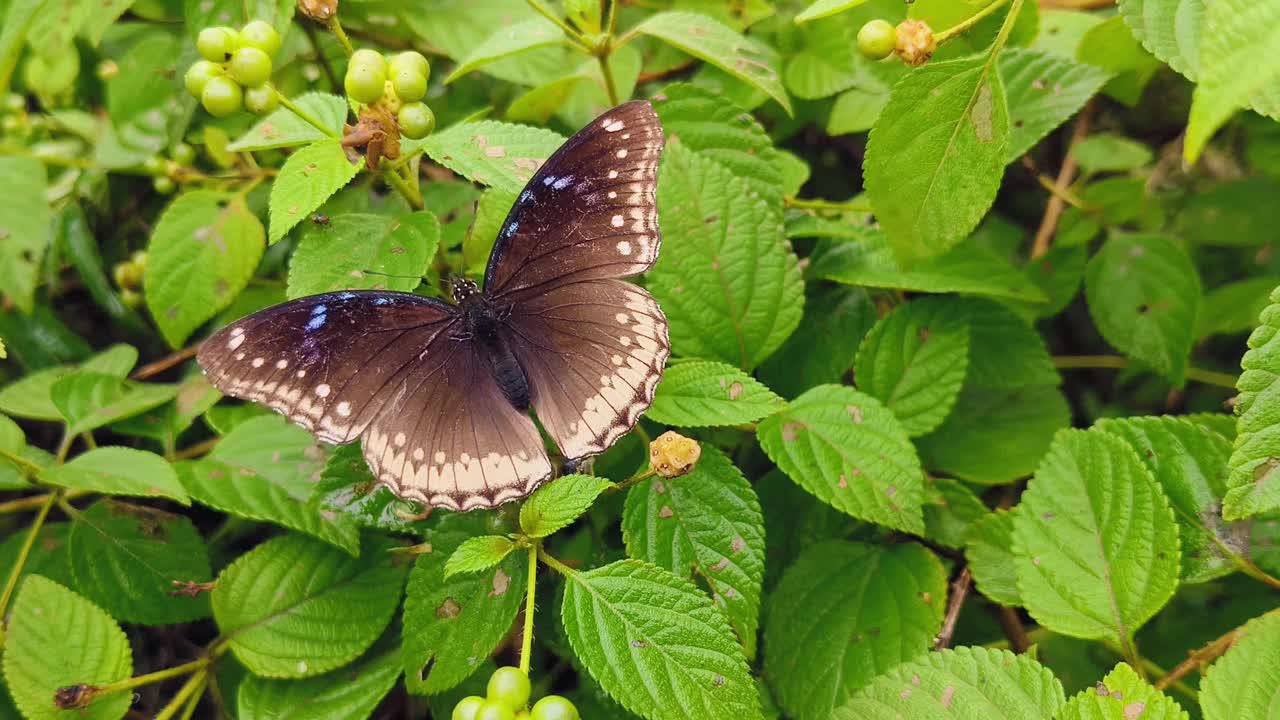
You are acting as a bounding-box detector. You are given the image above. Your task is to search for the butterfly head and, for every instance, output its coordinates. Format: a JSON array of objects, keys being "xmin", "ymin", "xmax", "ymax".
[{"xmin": 449, "ymin": 276, "xmax": 480, "ymax": 303}]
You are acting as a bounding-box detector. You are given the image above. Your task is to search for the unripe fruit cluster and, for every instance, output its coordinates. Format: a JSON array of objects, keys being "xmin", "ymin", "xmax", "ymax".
[
  {"xmin": 185, "ymin": 20, "xmax": 282, "ymax": 117},
  {"xmin": 857, "ymin": 18, "xmax": 936, "ymax": 67},
  {"xmin": 113, "ymin": 250, "xmax": 148, "ymax": 309},
  {"xmin": 452, "ymin": 667, "xmax": 579, "ymax": 720},
  {"xmin": 142, "ymin": 142, "xmax": 195, "ymax": 194},
  {"xmin": 344, "ymin": 49, "xmax": 436, "ymax": 140}
]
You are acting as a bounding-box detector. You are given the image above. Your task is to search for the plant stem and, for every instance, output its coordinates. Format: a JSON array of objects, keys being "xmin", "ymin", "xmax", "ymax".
[
  {"xmin": 54, "ymin": 429, "xmax": 74, "ymax": 463},
  {"xmin": 597, "ymin": 53, "xmax": 620, "ymax": 106},
  {"xmin": 784, "ymin": 196, "xmax": 872, "ymax": 213},
  {"xmin": 93, "ymin": 657, "xmax": 211, "ymax": 698},
  {"xmin": 935, "ymin": 0, "xmax": 1013, "ymax": 45},
  {"xmin": 0, "ymin": 447, "xmax": 43, "ymax": 483},
  {"xmin": 610, "ymin": 466, "xmax": 655, "ymax": 494},
  {"xmin": 1236, "ymin": 557, "xmax": 1280, "ymax": 590},
  {"xmin": 0, "ymin": 492, "xmax": 58, "ymax": 644},
  {"xmin": 1053, "ymin": 355, "xmax": 1238, "ymax": 389},
  {"xmin": 604, "ymin": 0, "xmax": 619, "ymax": 37},
  {"xmin": 382, "ymin": 166, "xmax": 424, "ymax": 210},
  {"xmin": 326, "ymin": 16, "xmax": 355, "ymax": 56},
  {"xmin": 154, "ymin": 669, "xmax": 208, "ymax": 720},
  {"xmin": 1119, "ymin": 635, "xmax": 1147, "ymax": 681},
  {"xmin": 1033, "ymin": 172, "xmax": 1090, "ymax": 210},
  {"xmin": 274, "ymin": 90, "xmax": 339, "ymax": 139},
  {"xmin": 177, "ymin": 672, "xmax": 209, "ymax": 720},
  {"xmin": 519, "ymin": 542, "xmax": 539, "ymax": 674},
  {"xmin": 1153, "ymin": 611, "xmax": 1280, "ymax": 691},
  {"xmin": 537, "ymin": 546, "xmax": 578, "ymax": 577},
  {"xmin": 526, "ymin": 0, "xmax": 588, "ymax": 47}
]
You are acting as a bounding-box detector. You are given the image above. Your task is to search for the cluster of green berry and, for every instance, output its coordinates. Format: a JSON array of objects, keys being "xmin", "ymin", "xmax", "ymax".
[
  {"xmin": 112, "ymin": 250, "xmax": 147, "ymax": 309},
  {"xmin": 344, "ymin": 49, "xmax": 436, "ymax": 140},
  {"xmin": 856, "ymin": 18, "xmax": 935, "ymax": 66},
  {"xmin": 0, "ymin": 93, "xmax": 28, "ymax": 136},
  {"xmin": 452, "ymin": 667, "xmax": 579, "ymax": 720},
  {"xmin": 140, "ymin": 142, "xmax": 195, "ymax": 194},
  {"xmin": 184, "ymin": 20, "xmax": 282, "ymax": 117}
]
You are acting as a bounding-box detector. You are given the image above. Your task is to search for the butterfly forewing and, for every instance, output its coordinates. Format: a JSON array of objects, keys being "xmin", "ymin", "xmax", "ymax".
[{"xmin": 484, "ymin": 100, "xmax": 664, "ymax": 300}]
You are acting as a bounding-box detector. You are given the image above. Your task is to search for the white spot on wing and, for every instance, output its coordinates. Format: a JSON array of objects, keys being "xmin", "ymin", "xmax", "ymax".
[
  {"xmin": 228, "ymin": 334, "xmax": 245, "ymax": 351},
  {"xmin": 617, "ymin": 240, "xmax": 633, "ymax": 255},
  {"xmin": 315, "ymin": 383, "xmax": 331, "ymax": 398},
  {"xmin": 336, "ymin": 401, "xmax": 351, "ymax": 417},
  {"xmin": 252, "ymin": 357, "xmax": 264, "ymax": 368},
  {"xmin": 276, "ymin": 359, "xmax": 288, "ymax": 369},
  {"xmin": 616, "ymin": 149, "xmax": 628, "ymax": 159},
  {"xmin": 604, "ymin": 119, "xmax": 625, "ymax": 132},
  {"xmin": 612, "ymin": 215, "xmax": 624, "ymax": 228}
]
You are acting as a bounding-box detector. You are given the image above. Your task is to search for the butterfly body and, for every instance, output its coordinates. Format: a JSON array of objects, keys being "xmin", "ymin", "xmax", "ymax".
[{"xmin": 198, "ymin": 101, "xmax": 668, "ymax": 510}]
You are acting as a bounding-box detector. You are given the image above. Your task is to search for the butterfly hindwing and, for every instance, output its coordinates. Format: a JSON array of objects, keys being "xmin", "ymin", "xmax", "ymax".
[{"xmin": 484, "ymin": 100, "xmax": 665, "ymax": 300}]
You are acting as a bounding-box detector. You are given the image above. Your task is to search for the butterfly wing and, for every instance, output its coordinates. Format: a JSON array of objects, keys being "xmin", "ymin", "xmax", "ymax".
[
  {"xmin": 483, "ymin": 100, "xmax": 664, "ymax": 300},
  {"xmin": 197, "ymin": 291, "xmax": 554, "ymax": 509}
]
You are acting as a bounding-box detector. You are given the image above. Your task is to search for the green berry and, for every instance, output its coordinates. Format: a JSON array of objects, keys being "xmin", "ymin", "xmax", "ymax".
[
  {"xmin": 452, "ymin": 696, "xmax": 486, "ymax": 720},
  {"xmin": 120, "ymin": 288, "xmax": 143, "ymax": 309},
  {"xmin": 130, "ymin": 250, "xmax": 148, "ymax": 268},
  {"xmin": 201, "ymin": 76, "xmax": 243, "ymax": 117},
  {"xmin": 515, "ymin": 713, "xmax": 530, "ymax": 720},
  {"xmin": 476, "ymin": 701, "xmax": 516, "ymax": 720},
  {"xmin": 229, "ymin": 46, "xmax": 273, "ymax": 86},
  {"xmin": 350, "ymin": 48, "xmax": 388, "ymax": 76},
  {"xmin": 389, "ymin": 51, "xmax": 430, "ymax": 84},
  {"xmin": 243, "ymin": 82, "xmax": 280, "ymax": 115},
  {"xmin": 856, "ymin": 19, "xmax": 897, "ymax": 61},
  {"xmin": 239, "ymin": 20, "xmax": 281, "ymax": 55},
  {"xmin": 3, "ymin": 93, "xmax": 24, "ymax": 114},
  {"xmin": 95, "ymin": 60, "xmax": 119, "ymax": 80},
  {"xmin": 398, "ymin": 102, "xmax": 435, "ymax": 140},
  {"xmin": 172, "ymin": 142, "xmax": 195, "ymax": 166},
  {"xmin": 153, "ymin": 175, "xmax": 176, "ymax": 194},
  {"xmin": 344, "ymin": 63, "xmax": 386, "ymax": 104},
  {"xmin": 142, "ymin": 155, "xmax": 166, "ymax": 175},
  {"xmin": 391, "ymin": 67, "xmax": 427, "ymax": 102},
  {"xmin": 184, "ymin": 60, "xmax": 224, "ymax": 99},
  {"xmin": 113, "ymin": 262, "xmax": 140, "ymax": 289},
  {"xmin": 530, "ymin": 696, "xmax": 579, "ymax": 720},
  {"xmin": 486, "ymin": 667, "xmax": 531, "ymax": 711},
  {"xmin": 196, "ymin": 26, "xmax": 240, "ymax": 63}
]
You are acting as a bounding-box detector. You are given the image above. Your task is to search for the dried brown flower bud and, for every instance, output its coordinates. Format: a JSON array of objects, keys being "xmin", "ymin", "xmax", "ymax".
[
  {"xmin": 649, "ymin": 431, "xmax": 701, "ymax": 479},
  {"xmin": 298, "ymin": 0, "xmax": 337, "ymax": 21},
  {"xmin": 895, "ymin": 19, "xmax": 937, "ymax": 67},
  {"xmin": 54, "ymin": 684, "xmax": 98, "ymax": 709}
]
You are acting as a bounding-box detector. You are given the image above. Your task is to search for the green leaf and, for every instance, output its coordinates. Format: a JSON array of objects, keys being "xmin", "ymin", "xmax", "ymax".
[
  {"xmin": 757, "ymin": 384, "xmax": 925, "ymax": 533},
  {"xmin": 1001, "ymin": 48, "xmax": 1111, "ymax": 162},
  {"xmin": 833, "ymin": 646, "xmax": 1066, "ymax": 720},
  {"xmin": 417, "ymin": 120, "xmax": 565, "ymax": 194},
  {"xmin": 446, "ymin": 17, "xmax": 564, "ymax": 82},
  {"xmin": 633, "ymin": 12, "xmax": 791, "ymax": 114},
  {"xmin": 44, "ymin": 447, "xmax": 188, "ymax": 504},
  {"xmin": 648, "ymin": 360, "xmax": 785, "ymax": 427},
  {"xmin": 520, "ymin": 473, "xmax": 614, "ymax": 539},
  {"xmin": 1117, "ymin": 0, "xmax": 1203, "ymax": 80},
  {"xmin": 1071, "ymin": 133, "xmax": 1154, "ymax": 174},
  {"xmin": 922, "ymin": 478, "xmax": 990, "ymax": 550},
  {"xmin": 1183, "ymin": 0, "xmax": 1280, "ymax": 162},
  {"xmin": 956, "ymin": 297, "xmax": 1059, "ymax": 389},
  {"xmin": 228, "ymin": 93, "xmax": 349, "ymax": 151},
  {"xmin": 237, "ymin": 641, "xmax": 402, "ymax": 720},
  {"xmin": 402, "ymin": 514, "xmax": 528, "ymax": 694},
  {"xmin": 648, "ymin": 143, "xmax": 803, "ymax": 369},
  {"xmin": 1084, "ymin": 234, "xmax": 1201, "ymax": 385},
  {"xmin": 67, "ymin": 499, "xmax": 211, "ymax": 625},
  {"xmin": 1076, "ymin": 16, "xmax": 1161, "ymax": 107},
  {"xmin": 1095, "ymin": 416, "xmax": 1243, "ymax": 584},
  {"xmin": 1013, "ymin": 429, "xmax": 1181, "ymax": 643},
  {"xmin": 865, "ymin": 53, "xmax": 1010, "ymax": 263},
  {"xmin": 269, "ymin": 140, "xmax": 362, "ymax": 245},
  {"xmin": 917, "ymin": 383, "xmax": 1071, "ymax": 485},
  {"xmin": 1054, "ymin": 662, "xmax": 1188, "ymax": 719},
  {"xmin": 758, "ymin": 285, "xmax": 876, "ymax": 399},
  {"xmin": 560, "ymin": 558, "xmax": 761, "ymax": 720},
  {"xmin": 1224, "ymin": 285, "xmax": 1280, "ymax": 519},
  {"xmin": 795, "ymin": 0, "xmax": 871, "ymax": 23},
  {"xmin": 764, "ymin": 541, "xmax": 947, "ymax": 720},
  {"xmin": 808, "ymin": 227, "xmax": 1048, "ymax": 303},
  {"xmin": 311, "ymin": 443, "xmax": 426, "ymax": 534},
  {"xmin": 1200, "ymin": 610, "xmax": 1280, "ymax": 720},
  {"xmin": 444, "ymin": 535, "xmax": 517, "ymax": 579},
  {"xmin": 145, "ymin": 191, "xmax": 266, "ymax": 348},
  {"xmin": 404, "ymin": 1, "xmax": 568, "ymax": 86},
  {"xmin": 0, "ymin": 156, "xmax": 51, "ymax": 313},
  {"xmin": 2, "ymin": 576, "xmax": 133, "ymax": 720},
  {"xmin": 828, "ymin": 86, "xmax": 890, "ymax": 135},
  {"xmin": 622, "ymin": 447, "xmax": 766, "ymax": 657},
  {"xmin": 0, "ymin": 412, "xmax": 30, "ymax": 489},
  {"xmin": 965, "ymin": 509, "xmax": 1022, "ymax": 606},
  {"xmin": 51, "ymin": 373, "xmax": 180, "ymax": 436},
  {"xmin": 1178, "ymin": 179, "xmax": 1280, "ymax": 248},
  {"xmin": 784, "ymin": 16, "xmax": 860, "ymax": 100},
  {"xmin": 287, "ymin": 212, "xmax": 439, "ymax": 298},
  {"xmin": 854, "ymin": 297, "xmax": 971, "ymax": 436},
  {"xmin": 213, "ymin": 534, "xmax": 406, "ymax": 678}
]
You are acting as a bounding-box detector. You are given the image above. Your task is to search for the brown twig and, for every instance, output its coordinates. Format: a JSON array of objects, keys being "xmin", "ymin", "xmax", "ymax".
[
  {"xmin": 130, "ymin": 345, "xmax": 200, "ymax": 380},
  {"xmin": 1030, "ymin": 100, "xmax": 1094, "ymax": 259},
  {"xmin": 997, "ymin": 606, "xmax": 1031, "ymax": 653},
  {"xmin": 934, "ymin": 567, "xmax": 973, "ymax": 650},
  {"xmin": 1155, "ymin": 625, "xmax": 1245, "ymax": 690}
]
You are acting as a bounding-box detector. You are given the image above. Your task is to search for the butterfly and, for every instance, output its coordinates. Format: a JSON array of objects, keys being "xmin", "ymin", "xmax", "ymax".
[{"xmin": 197, "ymin": 101, "xmax": 669, "ymax": 511}]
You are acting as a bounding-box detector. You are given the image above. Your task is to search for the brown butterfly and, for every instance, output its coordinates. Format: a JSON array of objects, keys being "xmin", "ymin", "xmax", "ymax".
[{"xmin": 197, "ymin": 101, "xmax": 669, "ymax": 510}]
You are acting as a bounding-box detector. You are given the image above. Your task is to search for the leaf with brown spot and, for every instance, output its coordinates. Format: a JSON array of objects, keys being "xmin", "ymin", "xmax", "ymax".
[
  {"xmin": 1056, "ymin": 662, "xmax": 1187, "ymax": 720},
  {"xmin": 268, "ymin": 139, "xmax": 362, "ymax": 245}
]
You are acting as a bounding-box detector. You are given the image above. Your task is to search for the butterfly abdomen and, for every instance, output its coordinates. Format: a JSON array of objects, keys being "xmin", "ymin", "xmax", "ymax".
[{"xmin": 464, "ymin": 298, "xmax": 531, "ymax": 411}]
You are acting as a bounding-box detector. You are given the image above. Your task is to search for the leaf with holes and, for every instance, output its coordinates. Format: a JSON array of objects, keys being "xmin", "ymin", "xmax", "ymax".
[
  {"xmin": 2, "ymin": 576, "xmax": 133, "ymax": 720},
  {"xmin": 965, "ymin": 509, "xmax": 1022, "ymax": 606},
  {"xmin": 1224, "ymin": 285, "xmax": 1280, "ymax": 519},
  {"xmin": 414, "ymin": 120, "xmax": 565, "ymax": 195},
  {"xmin": 765, "ymin": 541, "xmax": 946, "ymax": 720},
  {"xmin": 622, "ymin": 447, "xmax": 766, "ymax": 658},
  {"xmin": 45, "ymin": 447, "xmax": 187, "ymax": 504},
  {"xmin": 1085, "ymin": 234, "xmax": 1201, "ymax": 384},
  {"xmin": 228, "ymin": 93, "xmax": 349, "ymax": 152},
  {"xmin": 0, "ymin": 157, "xmax": 51, "ymax": 313},
  {"xmin": 68, "ymin": 499, "xmax": 212, "ymax": 625},
  {"xmin": 444, "ymin": 535, "xmax": 517, "ymax": 579},
  {"xmin": 648, "ymin": 360, "xmax": 785, "ymax": 427},
  {"xmin": 520, "ymin": 473, "xmax": 614, "ymax": 539},
  {"xmin": 213, "ymin": 534, "xmax": 406, "ymax": 678},
  {"xmin": 1001, "ymin": 48, "xmax": 1111, "ymax": 162},
  {"xmin": 833, "ymin": 646, "xmax": 1066, "ymax": 719},
  {"xmin": 1013, "ymin": 429, "xmax": 1180, "ymax": 644},
  {"xmin": 633, "ymin": 11, "xmax": 791, "ymax": 114},
  {"xmin": 145, "ymin": 191, "xmax": 266, "ymax": 347},
  {"xmin": 237, "ymin": 640, "xmax": 402, "ymax": 720},
  {"xmin": 757, "ymin": 385, "xmax": 924, "ymax": 533},
  {"xmin": 560, "ymin": 559, "xmax": 760, "ymax": 720},
  {"xmin": 269, "ymin": 140, "xmax": 362, "ymax": 245},
  {"xmin": 864, "ymin": 53, "xmax": 1010, "ymax": 263},
  {"xmin": 402, "ymin": 514, "xmax": 528, "ymax": 694},
  {"xmin": 648, "ymin": 143, "xmax": 802, "ymax": 370},
  {"xmin": 287, "ymin": 212, "xmax": 439, "ymax": 298},
  {"xmin": 1200, "ymin": 610, "xmax": 1280, "ymax": 720},
  {"xmin": 1055, "ymin": 662, "xmax": 1188, "ymax": 719},
  {"xmin": 854, "ymin": 297, "xmax": 970, "ymax": 436}
]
